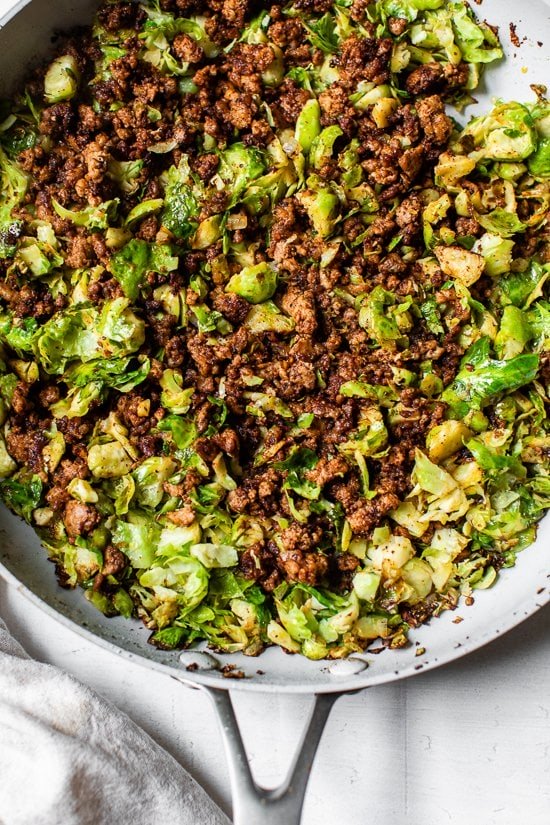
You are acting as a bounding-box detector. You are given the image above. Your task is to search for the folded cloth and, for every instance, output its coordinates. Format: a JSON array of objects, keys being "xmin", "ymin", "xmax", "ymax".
[{"xmin": 0, "ymin": 618, "xmax": 230, "ymax": 825}]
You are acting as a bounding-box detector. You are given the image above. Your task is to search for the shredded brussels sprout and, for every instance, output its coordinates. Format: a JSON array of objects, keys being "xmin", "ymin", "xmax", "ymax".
[{"xmin": 0, "ymin": 0, "xmax": 547, "ymax": 661}]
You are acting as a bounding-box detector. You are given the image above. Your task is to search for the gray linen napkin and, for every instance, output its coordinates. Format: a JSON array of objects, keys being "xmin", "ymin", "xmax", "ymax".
[{"xmin": 0, "ymin": 618, "xmax": 230, "ymax": 825}]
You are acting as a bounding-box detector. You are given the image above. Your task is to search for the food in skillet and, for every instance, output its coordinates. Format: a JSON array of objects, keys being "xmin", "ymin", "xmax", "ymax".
[{"xmin": 0, "ymin": 0, "xmax": 548, "ymax": 659}]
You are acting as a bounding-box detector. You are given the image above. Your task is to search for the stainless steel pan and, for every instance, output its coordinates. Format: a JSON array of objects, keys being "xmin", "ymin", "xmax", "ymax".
[{"xmin": 0, "ymin": 1, "xmax": 549, "ymax": 822}]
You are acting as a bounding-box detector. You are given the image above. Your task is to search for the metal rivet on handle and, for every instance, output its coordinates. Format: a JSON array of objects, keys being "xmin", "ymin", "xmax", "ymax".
[
  {"xmin": 327, "ymin": 657, "xmax": 368, "ymax": 677},
  {"xmin": 179, "ymin": 651, "xmax": 220, "ymax": 671}
]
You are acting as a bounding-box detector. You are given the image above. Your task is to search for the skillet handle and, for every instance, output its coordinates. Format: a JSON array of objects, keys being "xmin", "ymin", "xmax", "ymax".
[{"xmin": 205, "ymin": 687, "xmax": 340, "ymax": 825}]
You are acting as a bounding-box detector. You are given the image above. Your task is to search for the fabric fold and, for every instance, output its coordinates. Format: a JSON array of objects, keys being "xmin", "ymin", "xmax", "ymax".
[{"xmin": 0, "ymin": 618, "xmax": 229, "ymax": 825}]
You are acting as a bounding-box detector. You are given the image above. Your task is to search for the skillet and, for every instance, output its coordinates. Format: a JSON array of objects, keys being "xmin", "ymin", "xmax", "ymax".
[{"xmin": 0, "ymin": 0, "xmax": 548, "ymax": 822}]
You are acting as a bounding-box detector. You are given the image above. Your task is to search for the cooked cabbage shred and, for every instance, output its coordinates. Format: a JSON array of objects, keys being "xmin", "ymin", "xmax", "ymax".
[{"xmin": 0, "ymin": 0, "xmax": 547, "ymax": 660}]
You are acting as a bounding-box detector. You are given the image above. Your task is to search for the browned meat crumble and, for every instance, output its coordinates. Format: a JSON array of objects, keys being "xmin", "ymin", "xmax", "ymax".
[{"xmin": 0, "ymin": 0, "xmax": 547, "ymax": 658}]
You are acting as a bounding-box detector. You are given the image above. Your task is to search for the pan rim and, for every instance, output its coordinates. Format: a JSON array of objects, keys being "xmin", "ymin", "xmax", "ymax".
[
  {"xmin": 0, "ymin": 0, "xmax": 549, "ymax": 694},
  {"xmin": 2, "ymin": 557, "xmax": 549, "ymax": 694}
]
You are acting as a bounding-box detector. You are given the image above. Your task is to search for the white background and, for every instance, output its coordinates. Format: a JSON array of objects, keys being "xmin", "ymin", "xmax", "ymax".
[{"xmin": 1, "ymin": 0, "xmax": 550, "ymax": 822}]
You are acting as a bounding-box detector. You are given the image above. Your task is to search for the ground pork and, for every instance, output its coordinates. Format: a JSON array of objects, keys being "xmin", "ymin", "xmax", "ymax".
[{"xmin": 0, "ymin": 0, "xmax": 521, "ymax": 637}]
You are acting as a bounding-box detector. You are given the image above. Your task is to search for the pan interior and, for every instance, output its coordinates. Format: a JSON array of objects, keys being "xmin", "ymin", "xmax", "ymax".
[
  {"xmin": 0, "ymin": 0, "xmax": 548, "ymax": 693},
  {"xmin": 1, "ymin": 505, "xmax": 548, "ymax": 693}
]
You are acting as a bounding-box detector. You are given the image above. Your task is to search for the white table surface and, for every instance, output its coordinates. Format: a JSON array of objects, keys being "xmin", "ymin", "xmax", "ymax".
[
  {"xmin": 2, "ymin": 576, "xmax": 550, "ymax": 825},
  {"xmin": 0, "ymin": 0, "xmax": 549, "ymax": 821}
]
